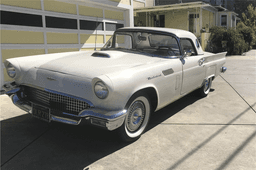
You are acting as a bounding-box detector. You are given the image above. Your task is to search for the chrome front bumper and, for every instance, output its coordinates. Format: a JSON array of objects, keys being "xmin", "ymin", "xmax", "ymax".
[{"xmin": 4, "ymin": 83, "xmax": 127, "ymax": 131}]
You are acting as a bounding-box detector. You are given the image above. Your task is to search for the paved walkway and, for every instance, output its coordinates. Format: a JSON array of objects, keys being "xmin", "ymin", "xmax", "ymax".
[{"xmin": 1, "ymin": 52, "xmax": 255, "ymax": 170}]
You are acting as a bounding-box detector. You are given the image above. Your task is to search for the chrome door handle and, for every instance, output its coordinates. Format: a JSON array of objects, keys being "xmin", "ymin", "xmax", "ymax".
[{"xmin": 198, "ymin": 58, "xmax": 205, "ymax": 66}]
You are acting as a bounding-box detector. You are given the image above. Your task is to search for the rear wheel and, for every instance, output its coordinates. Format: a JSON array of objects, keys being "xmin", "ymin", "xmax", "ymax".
[
  {"xmin": 118, "ymin": 95, "xmax": 151, "ymax": 142},
  {"xmin": 199, "ymin": 77, "xmax": 212, "ymax": 97}
]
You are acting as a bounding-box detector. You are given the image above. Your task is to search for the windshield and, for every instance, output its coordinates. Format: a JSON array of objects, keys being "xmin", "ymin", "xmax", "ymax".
[{"xmin": 102, "ymin": 31, "xmax": 181, "ymax": 57}]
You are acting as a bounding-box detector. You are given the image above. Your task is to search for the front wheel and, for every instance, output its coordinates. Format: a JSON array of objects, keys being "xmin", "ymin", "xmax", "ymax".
[
  {"xmin": 199, "ymin": 77, "xmax": 212, "ymax": 97},
  {"xmin": 117, "ymin": 95, "xmax": 151, "ymax": 142}
]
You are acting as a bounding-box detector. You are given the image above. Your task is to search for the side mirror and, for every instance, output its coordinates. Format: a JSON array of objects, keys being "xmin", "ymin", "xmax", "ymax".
[
  {"xmin": 182, "ymin": 50, "xmax": 192, "ymax": 59},
  {"xmin": 107, "ymin": 41, "xmax": 111, "ymax": 47}
]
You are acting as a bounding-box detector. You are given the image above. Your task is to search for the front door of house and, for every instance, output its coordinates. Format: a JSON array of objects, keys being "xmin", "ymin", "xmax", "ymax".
[{"xmin": 189, "ymin": 13, "xmax": 198, "ymax": 34}]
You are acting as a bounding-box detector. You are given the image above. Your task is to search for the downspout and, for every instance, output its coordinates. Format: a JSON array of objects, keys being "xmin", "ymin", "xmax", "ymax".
[
  {"xmin": 149, "ymin": 12, "xmax": 151, "ymax": 26},
  {"xmin": 146, "ymin": 12, "xmax": 148, "ymax": 27},
  {"xmin": 200, "ymin": 6, "xmax": 202, "ymax": 34}
]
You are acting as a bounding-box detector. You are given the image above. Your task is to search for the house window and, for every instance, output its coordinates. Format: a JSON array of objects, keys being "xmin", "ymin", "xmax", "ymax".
[
  {"xmin": 46, "ymin": 16, "xmax": 77, "ymax": 29},
  {"xmin": 80, "ymin": 20, "xmax": 103, "ymax": 30},
  {"xmin": 221, "ymin": 15, "xmax": 227, "ymax": 27},
  {"xmin": 0, "ymin": 10, "xmax": 43, "ymax": 27}
]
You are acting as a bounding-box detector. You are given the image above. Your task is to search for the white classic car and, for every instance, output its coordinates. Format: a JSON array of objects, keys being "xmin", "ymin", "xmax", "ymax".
[{"xmin": 3, "ymin": 27, "xmax": 227, "ymax": 141}]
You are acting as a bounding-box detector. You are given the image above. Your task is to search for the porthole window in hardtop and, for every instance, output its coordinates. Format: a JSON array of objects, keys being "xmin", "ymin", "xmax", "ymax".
[
  {"xmin": 115, "ymin": 34, "xmax": 132, "ymax": 49},
  {"xmin": 180, "ymin": 38, "xmax": 197, "ymax": 56},
  {"xmin": 196, "ymin": 39, "xmax": 200, "ymax": 48}
]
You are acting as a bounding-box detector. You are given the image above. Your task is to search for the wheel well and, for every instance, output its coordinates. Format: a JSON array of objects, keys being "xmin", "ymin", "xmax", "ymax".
[
  {"xmin": 201, "ymin": 75, "xmax": 215, "ymax": 87},
  {"xmin": 125, "ymin": 87, "xmax": 158, "ymax": 112}
]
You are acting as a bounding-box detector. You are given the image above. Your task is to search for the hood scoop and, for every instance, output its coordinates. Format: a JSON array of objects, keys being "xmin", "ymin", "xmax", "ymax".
[
  {"xmin": 91, "ymin": 51, "xmax": 127, "ymax": 59},
  {"xmin": 91, "ymin": 52, "xmax": 110, "ymax": 58}
]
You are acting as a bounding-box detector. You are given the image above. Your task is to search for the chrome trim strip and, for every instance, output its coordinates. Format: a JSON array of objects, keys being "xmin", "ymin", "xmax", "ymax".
[
  {"xmin": 44, "ymin": 88, "xmax": 94, "ymax": 107},
  {"xmin": 78, "ymin": 109, "xmax": 127, "ymax": 120},
  {"xmin": 51, "ymin": 116, "xmax": 81, "ymax": 125}
]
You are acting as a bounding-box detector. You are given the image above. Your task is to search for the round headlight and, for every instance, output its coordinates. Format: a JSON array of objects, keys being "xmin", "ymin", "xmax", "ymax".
[
  {"xmin": 6, "ymin": 63, "xmax": 16, "ymax": 78},
  {"xmin": 94, "ymin": 81, "xmax": 109, "ymax": 99}
]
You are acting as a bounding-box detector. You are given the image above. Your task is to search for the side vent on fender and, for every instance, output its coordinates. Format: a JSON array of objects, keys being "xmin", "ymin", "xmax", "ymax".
[
  {"xmin": 162, "ymin": 68, "xmax": 174, "ymax": 76},
  {"xmin": 91, "ymin": 52, "xmax": 110, "ymax": 58}
]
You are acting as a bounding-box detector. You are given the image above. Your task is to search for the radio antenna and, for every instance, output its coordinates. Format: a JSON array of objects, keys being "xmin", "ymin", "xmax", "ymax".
[{"xmin": 94, "ymin": 17, "xmax": 98, "ymax": 51}]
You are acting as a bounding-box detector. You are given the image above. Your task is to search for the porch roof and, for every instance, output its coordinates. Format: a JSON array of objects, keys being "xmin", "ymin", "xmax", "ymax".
[{"xmin": 134, "ymin": 1, "xmax": 215, "ymax": 13}]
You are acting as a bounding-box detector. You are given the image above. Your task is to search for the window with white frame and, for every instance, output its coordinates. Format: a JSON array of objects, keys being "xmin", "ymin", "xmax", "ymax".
[{"xmin": 221, "ymin": 15, "xmax": 227, "ymax": 27}]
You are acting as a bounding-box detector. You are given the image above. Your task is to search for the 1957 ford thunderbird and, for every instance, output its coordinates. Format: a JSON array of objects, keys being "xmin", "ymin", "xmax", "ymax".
[{"xmin": 3, "ymin": 27, "xmax": 227, "ymax": 141}]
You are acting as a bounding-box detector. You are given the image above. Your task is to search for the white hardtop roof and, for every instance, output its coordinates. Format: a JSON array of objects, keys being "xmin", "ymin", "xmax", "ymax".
[{"xmin": 118, "ymin": 27, "xmax": 197, "ymax": 40}]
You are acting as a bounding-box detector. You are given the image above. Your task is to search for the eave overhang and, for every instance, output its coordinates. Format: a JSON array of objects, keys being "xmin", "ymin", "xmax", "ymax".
[{"xmin": 134, "ymin": 2, "xmax": 212, "ymax": 13}]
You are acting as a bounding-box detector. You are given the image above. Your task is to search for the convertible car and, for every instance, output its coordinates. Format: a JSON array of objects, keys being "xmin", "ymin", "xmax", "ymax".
[{"xmin": 3, "ymin": 27, "xmax": 227, "ymax": 141}]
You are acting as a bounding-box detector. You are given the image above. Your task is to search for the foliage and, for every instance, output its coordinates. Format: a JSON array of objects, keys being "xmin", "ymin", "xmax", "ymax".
[
  {"xmin": 234, "ymin": 0, "xmax": 256, "ymax": 18},
  {"xmin": 240, "ymin": 4, "xmax": 256, "ymax": 48},
  {"xmin": 226, "ymin": 28, "xmax": 249, "ymax": 55},
  {"xmin": 237, "ymin": 22, "xmax": 255, "ymax": 47},
  {"xmin": 208, "ymin": 26, "xmax": 249, "ymax": 55},
  {"xmin": 241, "ymin": 4, "xmax": 256, "ymax": 28},
  {"xmin": 208, "ymin": 4, "xmax": 256, "ymax": 55},
  {"xmin": 208, "ymin": 26, "xmax": 227, "ymax": 53}
]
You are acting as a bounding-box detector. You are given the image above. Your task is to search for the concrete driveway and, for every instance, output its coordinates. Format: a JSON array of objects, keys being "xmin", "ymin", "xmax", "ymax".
[{"xmin": 1, "ymin": 51, "xmax": 255, "ymax": 170}]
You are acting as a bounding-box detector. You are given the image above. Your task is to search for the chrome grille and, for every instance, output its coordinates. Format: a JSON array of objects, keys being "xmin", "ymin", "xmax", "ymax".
[{"xmin": 24, "ymin": 86, "xmax": 89, "ymax": 115}]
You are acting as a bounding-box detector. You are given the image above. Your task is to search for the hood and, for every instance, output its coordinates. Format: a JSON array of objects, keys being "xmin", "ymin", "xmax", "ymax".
[{"xmin": 33, "ymin": 50, "xmax": 161, "ymax": 79}]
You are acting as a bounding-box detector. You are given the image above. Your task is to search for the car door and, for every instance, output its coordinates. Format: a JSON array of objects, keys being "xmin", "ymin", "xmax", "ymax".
[{"xmin": 180, "ymin": 38, "xmax": 206, "ymax": 95}]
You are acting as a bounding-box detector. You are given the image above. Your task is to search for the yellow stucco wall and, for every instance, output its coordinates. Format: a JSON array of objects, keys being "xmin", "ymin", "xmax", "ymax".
[
  {"xmin": 202, "ymin": 10, "xmax": 215, "ymax": 32},
  {"xmin": 44, "ymin": 0, "xmax": 77, "ymax": 14},
  {"xmin": 47, "ymin": 32, "xmax": 78, "ymax": 44},
  {"xmin": 80, "ymin": 34, "xmax": 104, "ymax": 44},
  {"xmin": 1, "ymin": 49, "xmax": 45, "ymax": 63},
  {"xmin": 201, "ymin": 32, "xmax": 211, "ymax": 51},
  {"xmin": 0, "ymin": 0, "xmax": 41, "ymax": 9},
  {"xmin": 105, "ymin": 10, "xmax": 124, "ymax": 20},
  {"xmin": 1, "ymin": 30, "xmax": 44, "ymax": 44},
  {"xmin": 165, "ymin": 10, "xmax": 188, "ymax": 31},
  {"xmin": 79, "ymin": 5, "xmax": 103, "ymax": 18}
]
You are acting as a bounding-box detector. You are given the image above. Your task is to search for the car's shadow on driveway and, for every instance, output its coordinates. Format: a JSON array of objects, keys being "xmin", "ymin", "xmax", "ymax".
[{"xmin": 1, "ymin": 90, "xmax": 204, "ymax": 170}]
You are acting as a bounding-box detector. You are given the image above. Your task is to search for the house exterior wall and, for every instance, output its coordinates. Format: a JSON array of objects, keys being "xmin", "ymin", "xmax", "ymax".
[
  {"xmin": 133, "ymin": 0, "xmax": 145, "ymax": 8},
  {"xmin": 0, "ymin": 0, "xmax": 133, "ymax": 87},
  {"xmin": 202, "ymin": 9, "xmax": 215, "ymax": 32},
  {"xmin": 218, "ymin": 11, "xmax": 234, "ymax": 28},
  {"xmin": 145, "ymin": 0, "xmax": 154, "ymax": 7},
  {"xmin": 165, "ymin": 10, "xmax": 188, "ymax": 31}
]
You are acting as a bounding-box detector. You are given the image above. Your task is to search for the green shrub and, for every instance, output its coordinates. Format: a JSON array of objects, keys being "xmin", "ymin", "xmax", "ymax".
[
  {"xmin": 208, "ymin": 26, "xmax": 250, "ymax": 55},
  {"xmin": 226, "ymin": 28, "xmax": 249, "ymax": 55},
  {"xmin": 208, "ymin": 26, "xmax": 227, "ymax": 53},
  {"xmin": 237, "ymin": 22, "xmax": 255, "ymax": 49}
]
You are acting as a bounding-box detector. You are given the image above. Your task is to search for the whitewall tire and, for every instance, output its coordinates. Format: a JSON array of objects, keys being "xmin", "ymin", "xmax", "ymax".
[
  {"xmin": 199, "ymin": 77, "xmax": 212, "ymax": 97},
  {"xmin": 118, "ymin": 95, "xmax": 151, "ymax": 142}
]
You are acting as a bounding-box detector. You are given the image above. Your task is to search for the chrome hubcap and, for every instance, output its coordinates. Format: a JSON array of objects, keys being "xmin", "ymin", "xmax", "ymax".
[
  {"xmin": 204, "ymin": 79, "xmax": 210, "ymax": 92},
  {"xmin": 127, "ymin": 101, "xmax": 145, "ymax": 132}
]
